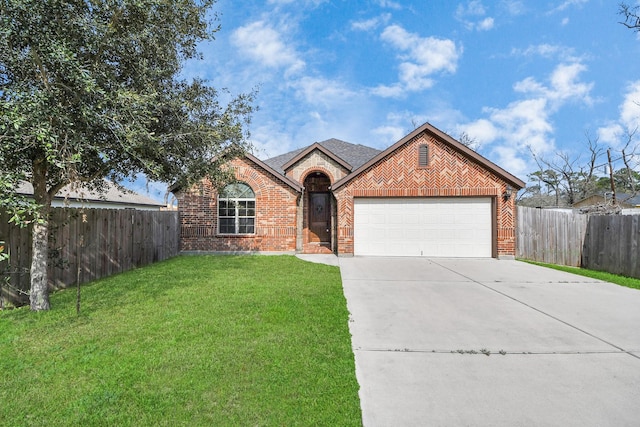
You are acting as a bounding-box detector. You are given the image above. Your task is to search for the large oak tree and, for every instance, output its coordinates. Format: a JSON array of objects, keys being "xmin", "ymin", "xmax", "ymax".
[{"xmin": 0, "ymin": 0, "xmax": 254, "ymax": 310}]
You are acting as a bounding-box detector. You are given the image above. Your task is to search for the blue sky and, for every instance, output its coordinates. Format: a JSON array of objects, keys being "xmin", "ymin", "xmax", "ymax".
[{"xmin": 136, "ymin": 0, "xmax": 640, "ymax": 201}]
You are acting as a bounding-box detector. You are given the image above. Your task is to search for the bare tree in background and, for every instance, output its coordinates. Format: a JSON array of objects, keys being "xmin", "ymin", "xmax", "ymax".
[
  {"xmin": 458, "ymin": 132, "xmax": 480, "ymax": 151},
  {"xmin": 522, "ymin": 130, "xmax": 640, "ymax": 207},
  {"xmin": 619, "ymin": 2, "xmax": 640, "ymax": 31}
]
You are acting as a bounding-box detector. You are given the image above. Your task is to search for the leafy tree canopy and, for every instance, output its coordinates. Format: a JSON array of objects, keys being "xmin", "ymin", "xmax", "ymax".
[
  {"xmin": 0, "ymin": 0, "xmax": 254, "ymax": 212},
  {"xmin": 0, "ymin": 0, "xmax": 255, "ymax": 310}
]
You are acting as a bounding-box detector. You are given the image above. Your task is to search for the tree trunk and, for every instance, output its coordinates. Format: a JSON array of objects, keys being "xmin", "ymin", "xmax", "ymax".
[
  {"xmin": 30, "ymin": 217, "xmax": 50, "ymax": 311},
  {"xmin": 30, "ymin": 157, "xmax": 51, "ymax": 311}
]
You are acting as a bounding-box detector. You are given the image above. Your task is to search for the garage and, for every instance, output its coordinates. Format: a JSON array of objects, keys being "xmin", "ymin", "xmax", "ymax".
[{"xmin": 353, "ymin": 197, "xmax": 493, "ymax": 257}]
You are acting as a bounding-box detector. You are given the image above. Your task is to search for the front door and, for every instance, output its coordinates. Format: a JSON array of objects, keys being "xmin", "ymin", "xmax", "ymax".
[{"xmin": 309, "ymin": 192, "xmax": 330, "ymax": 243}]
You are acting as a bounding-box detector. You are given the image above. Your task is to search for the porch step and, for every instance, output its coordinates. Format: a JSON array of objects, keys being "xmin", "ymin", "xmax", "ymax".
[{"xmin": 302, "ymin": 243, "xmax": 333, "ymax": 254}]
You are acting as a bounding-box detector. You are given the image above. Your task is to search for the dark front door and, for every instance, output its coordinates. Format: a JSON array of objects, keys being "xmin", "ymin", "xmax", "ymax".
[{"xmin": 309, "ymin": 192, "xmax": 330, "ymax": 243}]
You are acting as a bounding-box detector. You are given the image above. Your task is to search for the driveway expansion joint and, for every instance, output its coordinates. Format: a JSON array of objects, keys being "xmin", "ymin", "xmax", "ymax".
[
  {"xmin": 429, "ymin": 259, "xmax": 638, "ymax": 360},
  {"xmin": 354, "ymin": 347, "xmax": 635, "ymax": 356}
]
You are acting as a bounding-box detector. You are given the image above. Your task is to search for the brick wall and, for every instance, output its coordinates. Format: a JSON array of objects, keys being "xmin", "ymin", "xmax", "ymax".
[
  {"xmin": 334, "ymin": 133, "xmax": 517, "ymax": 257},
  {"xmin": 286, "ymin": 150, "xmax": 349, "ymax": 183},
  {"xmin": 177, "ymin": 158, "xmax": 299, "ymax": 252}
]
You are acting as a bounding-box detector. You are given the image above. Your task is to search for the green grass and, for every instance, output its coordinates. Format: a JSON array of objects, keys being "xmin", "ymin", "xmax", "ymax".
[
  {"xmin": 0, "ymin": 255, "xmax": 362, "ymax": 426},
  {"xmin": 521, "ymin": 260, "xmax": 640, "ymax": 290}
]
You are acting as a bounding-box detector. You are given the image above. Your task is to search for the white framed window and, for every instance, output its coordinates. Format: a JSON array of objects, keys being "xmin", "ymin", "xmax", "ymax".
[{"xmin": 218, "ymin": 183, "xmax": 255, "ymax": 235}]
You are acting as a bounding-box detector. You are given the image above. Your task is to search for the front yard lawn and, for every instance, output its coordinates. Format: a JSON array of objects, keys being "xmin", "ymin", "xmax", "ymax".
[
  {"xmin": 0, "ymin": 255, "xmax": 361, "ymax": 426},
  {"xmin": 522, "ymin": 260, "xmax": 640, "ymax": 290}
]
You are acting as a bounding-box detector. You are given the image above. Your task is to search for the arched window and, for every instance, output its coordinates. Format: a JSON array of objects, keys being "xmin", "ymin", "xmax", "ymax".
[{"xmin": 218, "ymin": 183, "xmax": 255, "ymax": 235}]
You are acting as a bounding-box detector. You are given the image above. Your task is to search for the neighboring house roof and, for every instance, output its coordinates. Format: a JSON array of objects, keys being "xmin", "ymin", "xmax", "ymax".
[
  {"xmin": 574, "ymin": 192, "xmax": 640, "ymax": 208},
  {"xmin": 263, "ymin": 138, "xmax": 382, "ymax": 173},
  {"xmin": 16, "ymin": 181, "xmax": 165, "ymax": 209},
  {"xmin": 618, "ymin": 193, "xmax": 640, "ymax": 206},
  {"xmin": 332, "ymin": 122, "xmax": 526, "ymax": 190}
]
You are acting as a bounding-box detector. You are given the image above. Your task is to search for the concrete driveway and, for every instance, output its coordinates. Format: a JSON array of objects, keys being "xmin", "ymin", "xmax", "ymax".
[{"xmin": 339, "ymin": 257, "xmax": 640, "ymax": 426}]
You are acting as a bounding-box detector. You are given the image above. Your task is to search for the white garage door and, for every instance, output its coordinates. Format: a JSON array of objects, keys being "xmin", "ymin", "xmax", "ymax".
[{"xmin": 353, "ymin": 198, "xmax": 492, "ymax": 257}]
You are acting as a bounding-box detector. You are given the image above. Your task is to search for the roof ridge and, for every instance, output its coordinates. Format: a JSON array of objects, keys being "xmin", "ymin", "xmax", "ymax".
[{"xmin": 261, "ymin": 138, "xmax": 382, "ymax": 175}]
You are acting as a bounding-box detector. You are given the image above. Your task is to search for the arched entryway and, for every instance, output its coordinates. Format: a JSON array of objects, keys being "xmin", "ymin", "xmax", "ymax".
[{"xmin": 303, "ymin": 171, "xmax": 333, "ymax": 253}]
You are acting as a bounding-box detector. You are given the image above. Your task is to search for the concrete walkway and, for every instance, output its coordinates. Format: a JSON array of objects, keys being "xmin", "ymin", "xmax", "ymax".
[
  {"xmin": 295, "ymin": 253, "xmax": 340, "ymax": 266},
  {"xmin": 339, "ymin": 257, "xmax": 640, "ymax": 426}
]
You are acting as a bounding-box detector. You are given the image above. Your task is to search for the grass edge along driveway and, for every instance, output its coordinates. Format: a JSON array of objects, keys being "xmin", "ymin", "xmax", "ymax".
[
  {"xmin": 522, "ymin": 259, "xmax": 640, "ymax": 290},
  {"xmin": 0, "ymin": 255, "xmax": 362, "ymax": 426}
]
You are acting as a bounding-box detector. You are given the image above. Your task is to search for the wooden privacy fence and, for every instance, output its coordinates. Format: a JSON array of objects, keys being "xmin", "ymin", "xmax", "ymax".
[
  {"xmin": 0, "ymin": 208, "xmax": 179, "ymax": 307},
  {"xmin": 517, "ymin": 205, "xmax": 640, "ymax": 279},
  {"xmin": 516, "ymin": 206, "xmax": 589, "ymax": 267},
  {"xmin": 582, "ymin": 214, "xmax": 640, "ymax": 279}
]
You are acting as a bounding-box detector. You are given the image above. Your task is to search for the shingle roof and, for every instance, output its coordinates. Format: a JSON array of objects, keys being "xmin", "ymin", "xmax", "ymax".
[
  {"xmin": 618, "ymin": 193, "xmax": 640, "ymax": 206},
  {"xmin": 16, "ymin": 180, "xmax": 165, "ymax": 207},
  {"xmin": 575, "ymin": 192, "xmax": 640, "ymax": 207},
  {"xmin": 262, "ymin": 138, "xmax": 382, "ymax": 174}
]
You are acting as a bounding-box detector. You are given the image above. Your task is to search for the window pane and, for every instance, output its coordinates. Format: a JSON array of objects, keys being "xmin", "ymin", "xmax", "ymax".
[
  {"xmin": 238, "ymin": 185, "xmax": 255, "ymax": 198},
  {"xmin": 239, "ymin": 218, "xmax": 255, "ymax": 234},
  {"xmin": 220, "ymin": 182, "xmax": 255, "ymax": 198},
  {"xmin": 219, "ymin": 218, "xmax": 236, "ymax": 234},
  {"xmin": 246, "ymin": 201, "xmax": 255, "ymax": 216},
  {"xmin": 238, "ymin": 201, "xmax": 248, "ymax": 216},
  {"xmin": 219, "ymin": 200, "xmax": 233, "ymax": 217},
  {"xmin": 222, "ymin": 200, "xmax": 238, "ymax": 217}
]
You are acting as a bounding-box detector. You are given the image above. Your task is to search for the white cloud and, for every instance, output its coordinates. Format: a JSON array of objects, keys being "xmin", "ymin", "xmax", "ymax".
[
  {"xmin": 486, "ymin": 98, "xmax": 554, "ymax": 154},
  {"xmin": 620, "ymin": 81, "xmax": 640, "ymax": 129},
  {"xmin": 371, "ymin": 111, "xmax": 432, "ymax": 145},
  {"xmin": 597, "ymin": 80, "xmax": 640, "ymax": 146},
  {"xmin": 492, "ymin": 145, "xmax": 529, "ymax": 176},
  {"xmin": 514, "ymin": 62, "xmax": 593, "ymax": 106},
  {"xmin": 290, "ymin": 76, "xmax": 357, "ymax": 107},
  {"xmin": 549, "ymin": 0, "xmax": 588, "ymax": 14},
  {"xmin": 456, "ymin": 0, "xmax": 486, "ymax": 17},
  {"xmin": 376, "ymin": 0, "xmax": 402, "ymax": 10},
  {"xmin": 548, "ymin": 62, "xmax": 594, "ymax": 103},
  {"xmin": 230, "ymin": 20, "xmax": 305, "ymax": 74},
  {"xmin": 372, "ymin": 125, "xmax": 406, "ymax": 143},
  {"xmin": 373, "ymin": 25, "xmax": 461, "ymax": 97},
  {"xmin": 478, "ymin": 17, "xmax": 495, "ymax": 30},
  {"xmin": 501, "ymin": 0, "xmax": 526, "ymax": 16},
  {"xmin": 597, "ymin": 122, "xmax": 624, "ymax": 146},
  {"xmin": 351, "ymin": 14, "xmax": 391, "ymax": 32},
  {"xmin": 511, "ymin": 44, "xmax": 581, "ymax": 62},
  {"xmin": 371, "ymin": 83, "xmax": 405, "ymax": 98},
  {"xmin": 458, "ymin": 119, "xmax": 499, "ymax": 145},
  {"xmin": 455, "ymin": 1, "xmax": 495, "ymax": 31},
  {"xmin": 460, "ymin": 62, "xmax": 594, "ymax": 177}
]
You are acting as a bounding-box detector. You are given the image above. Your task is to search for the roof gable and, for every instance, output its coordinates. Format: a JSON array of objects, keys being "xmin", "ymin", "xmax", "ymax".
[
  {"xmin": 282, "ymin": 142, "xmax": 352, "ymax": 172},
  {"xmin": 263, "ymin": 138, "xmax": 381, "ymax": 174},
  {"xmin": 332, "ymin": 122, "xmax": 525, "ymax": 190}
]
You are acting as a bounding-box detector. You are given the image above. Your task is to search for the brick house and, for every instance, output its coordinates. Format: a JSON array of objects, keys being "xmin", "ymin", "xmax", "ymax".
[{"xmin": 175, "ymin": 122, "xmax": 525, "ymax": 258}]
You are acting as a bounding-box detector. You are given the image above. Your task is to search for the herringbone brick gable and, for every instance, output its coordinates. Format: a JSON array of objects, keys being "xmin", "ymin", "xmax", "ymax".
[{"xmin": 334, "ymin": 133, "xmax": 517, "ymax": 256}]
